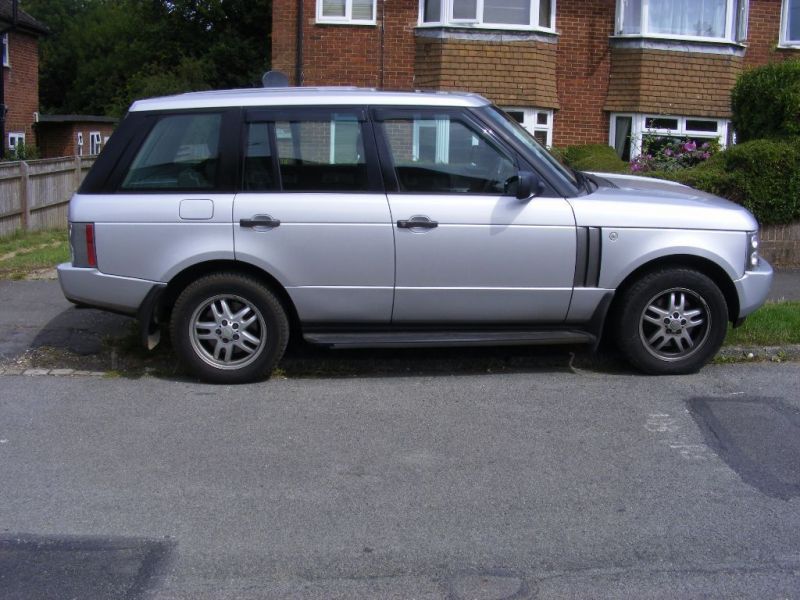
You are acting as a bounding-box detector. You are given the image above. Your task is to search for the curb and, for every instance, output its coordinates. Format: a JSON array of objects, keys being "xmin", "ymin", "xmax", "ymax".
[
  {"xmin": 716, "ymin": 344, "xmax": 800, "ymax": 362},
  {"xmin": 0, "ymin": 368, "xmax": 106, "ymax": 377}
]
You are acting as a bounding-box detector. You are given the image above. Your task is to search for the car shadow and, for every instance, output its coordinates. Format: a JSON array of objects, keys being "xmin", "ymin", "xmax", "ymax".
[{"xmin": 21, "ymin": 306, "xmax": 633, "ymax": 380}]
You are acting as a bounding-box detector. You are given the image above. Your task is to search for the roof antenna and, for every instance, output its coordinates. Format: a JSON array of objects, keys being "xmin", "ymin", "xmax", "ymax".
[{"xmin": 262, "ymin": 71, "xmax": 290, "ymax": 88}]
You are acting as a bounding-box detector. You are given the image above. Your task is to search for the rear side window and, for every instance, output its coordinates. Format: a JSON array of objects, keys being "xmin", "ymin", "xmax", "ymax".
[
  {"xmin": 121, "ymin": 113, "xmax": 222, "ymax": 191},
  {"xmin": 275, "ymin": 116, "xmax": 368, "ymax": 192}
]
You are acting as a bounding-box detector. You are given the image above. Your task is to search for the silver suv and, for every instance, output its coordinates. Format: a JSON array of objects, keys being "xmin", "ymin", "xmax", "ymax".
[{"xmin": 58, "ymin": 88, "xmax": 773, "ymax": 383}]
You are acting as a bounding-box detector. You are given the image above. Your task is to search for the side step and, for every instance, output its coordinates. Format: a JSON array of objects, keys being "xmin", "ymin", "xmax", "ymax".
[{"xmin": 303, "ymin": 330, "xmax": 596, "ymax": 349}]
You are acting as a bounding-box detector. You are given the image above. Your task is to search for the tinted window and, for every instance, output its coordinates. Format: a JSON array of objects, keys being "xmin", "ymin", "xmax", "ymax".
[
  {"xmin": 121, "ymin": 113, "xmax": 222, "ymax": 191},
  {"xmin": 243, "ymin": 122, "xmax": 275, "ymax": 191},
  {"xmin": 380, "ymin": 115, "xmax": 517, "ymax": 194},
  {"xmin": 275, "ymin": 116, "xmax": 368, "ymax": 192}
]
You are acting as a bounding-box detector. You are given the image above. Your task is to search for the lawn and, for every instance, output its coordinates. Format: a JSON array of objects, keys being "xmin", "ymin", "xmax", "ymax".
[
  {"xmin": 0, "ymin": 229, "xmax": 70, "ymax": 280},
  {"xmin": 725, "ymin": 301, "xmax": 800, "ymax": 346}
]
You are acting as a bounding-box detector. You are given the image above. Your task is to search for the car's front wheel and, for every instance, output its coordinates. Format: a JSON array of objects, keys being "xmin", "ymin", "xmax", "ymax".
[
  {"xmin": 616, "ymin": 268, "xmax": 728, "ymax": 375},
  {"xmin": 170, "ymin": 273, "xmax": 289, "ymax": 383}
]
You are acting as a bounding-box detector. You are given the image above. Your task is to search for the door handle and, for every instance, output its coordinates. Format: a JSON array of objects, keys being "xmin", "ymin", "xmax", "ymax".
[
  {"xmin": 397, "ymin": 216, "xmax": 438, "ymax": 229},
  {"xmin": 240, "ymin": 215, "xmax": 281, "ymax": 228}
]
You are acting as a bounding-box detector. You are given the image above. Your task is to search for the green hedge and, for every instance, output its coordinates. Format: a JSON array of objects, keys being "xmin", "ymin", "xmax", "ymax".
[
  {"xmin": 558, "ymin": 144, "xmax": 629, "ymax": 174},
  {"xmin": 732, "ymin": 59, "xmax": 800, "ymax": 142},
  {"xmin": 653, "ymin": 137, "xmax": 800, "ymax": 225}
]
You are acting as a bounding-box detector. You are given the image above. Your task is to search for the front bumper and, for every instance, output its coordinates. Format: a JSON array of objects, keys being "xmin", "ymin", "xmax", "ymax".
[
  {"xmin": 734, "ymin": 259, "xmax": 774, "ymax": 320},
  {"xmin": 57, "ymin": 263, "xmax": 161, "ymax": 316}
]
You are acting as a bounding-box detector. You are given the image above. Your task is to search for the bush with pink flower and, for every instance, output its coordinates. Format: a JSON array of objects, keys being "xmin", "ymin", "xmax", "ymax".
[{"xmin": 630, "ymin": 135, "xmax": 719, "ymax": 173}]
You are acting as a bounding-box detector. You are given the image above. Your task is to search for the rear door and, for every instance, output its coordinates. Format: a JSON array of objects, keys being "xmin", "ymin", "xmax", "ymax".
[
  {"xmin": 233, "ymin": 107, "xmax": 395, "ymax": 324},
  {"xmin": 373, "ymin": 107, "xmax": 576, "ymax": 323}
]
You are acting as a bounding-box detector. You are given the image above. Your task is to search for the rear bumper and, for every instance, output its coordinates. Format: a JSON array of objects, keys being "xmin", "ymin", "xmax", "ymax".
[
  {"xmin": 734, "ymin": 259, "xmax": 773, "ymax": 319},
  {"xmin": 57, "ymin": 263, "xmax": 162, "ymax": 316}
]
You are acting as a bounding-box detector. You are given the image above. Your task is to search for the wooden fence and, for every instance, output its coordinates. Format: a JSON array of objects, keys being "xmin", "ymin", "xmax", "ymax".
[{"xmin": 0, "ymin": 156, "xmax": 96, "ymax": 238}]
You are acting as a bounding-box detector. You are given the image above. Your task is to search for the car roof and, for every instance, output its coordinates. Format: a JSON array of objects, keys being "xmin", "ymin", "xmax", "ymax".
[{"xmin": 129, "ymin": 87, "xmax": 492, "ymax": 112}]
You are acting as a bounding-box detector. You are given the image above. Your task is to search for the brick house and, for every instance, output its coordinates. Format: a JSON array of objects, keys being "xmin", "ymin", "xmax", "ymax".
[
  {"xmin": 35, "ymin": 115, "xmax": 117, "ymax": 159},
  {"xmin": 272, "ymin": 0, "xmax": 800, "ymax": 157},
  {"xmin": 1, "ymin": 0, "xmax": 47, "ymax": 156}
]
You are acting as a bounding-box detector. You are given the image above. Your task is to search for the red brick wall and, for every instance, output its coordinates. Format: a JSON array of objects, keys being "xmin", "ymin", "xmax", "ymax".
[
  {"xmin": 746, "ymin": 0, "xmax": 800, "ymax": 67},
  {"xmin": 272, "ymin": 0, "xmax": 416, "ymax": 88},
  {"xmin": 3, "ymin": 30, "xmax": 39, "ymax": 150},
  {"xmin": 554, "ymin": 0, "xmax": 615, "ymax": 146}
]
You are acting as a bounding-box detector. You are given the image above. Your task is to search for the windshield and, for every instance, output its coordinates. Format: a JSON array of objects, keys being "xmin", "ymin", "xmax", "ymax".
[{"xmin": 481, "ymin": 106, "xmax": 580, "ymax": 190}]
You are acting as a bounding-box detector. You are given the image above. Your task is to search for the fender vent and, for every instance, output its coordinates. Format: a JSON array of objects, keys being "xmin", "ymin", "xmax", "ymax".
[{"xmin": 574, "ymin": 227, "xmax": 601, "ymax": 287}]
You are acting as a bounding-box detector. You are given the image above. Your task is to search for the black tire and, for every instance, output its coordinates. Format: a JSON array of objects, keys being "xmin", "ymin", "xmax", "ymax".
[
  {"xmin": 615, "ymin": 268, "xmax": 728, "ymax": 375},
  {"xmin": 170, "ymin": 273, "xmax": 289, "ymax": 384}
]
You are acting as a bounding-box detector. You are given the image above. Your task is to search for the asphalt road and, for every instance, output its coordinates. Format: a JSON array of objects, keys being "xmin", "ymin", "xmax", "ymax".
[{"xmin": 1, "ymin": 363, "xmax": 800, "ymax": 599}]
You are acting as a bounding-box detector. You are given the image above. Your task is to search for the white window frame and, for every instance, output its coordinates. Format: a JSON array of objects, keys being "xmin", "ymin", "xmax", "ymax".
[
  {"xmin": 411, "ymin": 118, "xmax": 451, "ymax": 163},
  {"xmin": 89, "ymin": 131, "xmax": 102, "ymax": 155},
  {"xmin": 76, "ymin": 132, "xmax": 84, "ymax": 156},
  {"xmin": 8, "ymin": 132, "xmax": 24, "ymax": 150},
  {"xmin": 418, "ymin": 0, "xmax": 556, "ymax": 32},
  {"xmin": 2, "ymin": 33, "xmax": 8, "ymax": 67},
  {"xmin": 316, "ymin": 0, "xmax": 377, "ymax": 25},
  {"xmin": 609, "ymin": 113, "xmax": 729, "ymax": 159},
  {"xmin": 780, "ymin": 0, "xmax": 800, "ymax": 46},
  {"xmin": 615, "ymin": 0, "xmax": 748, "ymax": 43},
  {"xmin": 502, "ymin": 107, "xmax": 553, "ymax": 148}
]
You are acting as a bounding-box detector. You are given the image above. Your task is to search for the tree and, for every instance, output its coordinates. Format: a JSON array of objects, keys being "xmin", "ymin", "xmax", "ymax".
[{"xmin": 24, "ymin": 0, "xmax": 271, "ymax": 116}]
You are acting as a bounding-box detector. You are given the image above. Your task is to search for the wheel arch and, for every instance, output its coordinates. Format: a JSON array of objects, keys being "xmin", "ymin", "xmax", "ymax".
[
  {"xmin": 609, "ymin": 254, "xmax": 740, "ymax": 325},
  {"xmin": 159, "ymin": 260, "xmax": 301, "ymax": 331}
]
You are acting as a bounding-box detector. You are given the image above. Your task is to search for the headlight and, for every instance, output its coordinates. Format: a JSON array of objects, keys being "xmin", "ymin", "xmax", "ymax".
[{"xmin": 746, "ymin": 231, "xmax": 760, "ymax": 270}]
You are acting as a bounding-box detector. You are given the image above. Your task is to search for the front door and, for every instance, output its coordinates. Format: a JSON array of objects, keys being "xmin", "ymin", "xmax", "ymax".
[{"xmin": 374, "ymin": 108, "xmax": 576, "ymax": 324}]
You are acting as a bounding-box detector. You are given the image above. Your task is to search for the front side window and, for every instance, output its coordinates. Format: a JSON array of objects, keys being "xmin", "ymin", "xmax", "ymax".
[
  {"xmin": 317, "ymin": 0, "xmax": 376, "ymax": 24},
  {"xmin": 274, "ymin": 115, "xmax": 369, "ymax": 192},
  {"xmin": 782, "ymin": 0, "xmax": 800, "ymax": 45},
  {"xmin": 610, "ymin": 113, "xmax": 729, "ymax": 160},
  {"xmin": 379, "ymin": 113, "xmax": 517, "ymax": 194},
  {"xmin": 421, "ymin": 0, "xmax": 555, "ymax": 30},
  {"xmin": 121, "ymin": 113, "xmax": 222, "ymax": 191},
  {"xmin": 616, "ymin": 0, "xmax": 748, "ymax": 42}
]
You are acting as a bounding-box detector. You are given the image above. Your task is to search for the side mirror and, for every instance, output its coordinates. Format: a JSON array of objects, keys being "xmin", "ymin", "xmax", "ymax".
[{"xmin": 515, "ymin": 171, "xmax": 543, "ymax": 201}]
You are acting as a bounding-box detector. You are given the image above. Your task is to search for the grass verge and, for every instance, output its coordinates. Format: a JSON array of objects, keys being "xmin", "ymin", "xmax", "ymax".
[
  {"xmin": 0, "ymin": 229, "xmax": 69, "ymax": 280},
  {"xmin": 724, "ymin": 301, "xmax": 800, "ymax": 346}
]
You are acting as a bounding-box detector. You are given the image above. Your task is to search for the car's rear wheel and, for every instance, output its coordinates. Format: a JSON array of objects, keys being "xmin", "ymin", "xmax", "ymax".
[
  {"xmin": 171, "ymin": 273, "xmax": 289, "ymax": 383},
  {"xmin": 616, "ymin": 268, "xmax": 728, "ymax": 374}
]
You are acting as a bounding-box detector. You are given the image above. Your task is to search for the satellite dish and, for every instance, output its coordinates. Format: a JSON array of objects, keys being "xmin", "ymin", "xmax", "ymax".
[{"xmin": 262, "ymin": 71, "xmax": 290, "ymax": 88}]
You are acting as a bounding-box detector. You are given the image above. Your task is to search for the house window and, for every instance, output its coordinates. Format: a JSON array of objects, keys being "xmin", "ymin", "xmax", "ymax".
[
  {"xmin": 317, "ymin": 0, "xmax": 376, "ymax": 24},
  {"xmin": 420, "ymin": 0, "xmax": 555, "ymax": 30},
  {"xmin": 503, "ymin": 108, "xmax": 553, "ymax": 147},
  {"xmin": 8, "ymin": 132, "xmax": 24, "ymax": 150},
  {"xmin": 781, "ymin": 0, "xmax": 800, "ymax": 45},
  {"xmin": 2, "ymin": 34, "xmax": 8, "ymax": 67},
  {"xmin": 609, "ymin": 113, "xmax": 729, "ymax": 160},
  {"xmin": 89, "ymin": 131, "xmax": 102, "ymax": 155},
  {"xmin": 76, "ymin": 132, "xmax": 84, "ymax": 156},
  {"xmin": 616, "ymin": 0, "xmax": 748, "ymax": 42}
]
